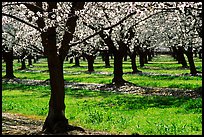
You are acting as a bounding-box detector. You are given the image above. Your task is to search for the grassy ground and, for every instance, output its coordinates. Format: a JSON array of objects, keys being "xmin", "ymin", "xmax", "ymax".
[
  {"xmin": 2, "ymin": 83, "xmax": 202, "ymax": 135},
  {"xmin": 2, "ymin": 54, "xmax": 202, "ymax": 135},
  {"xmin": 2, "ymin": 54, "xmax": 202, "ymax": 90}
]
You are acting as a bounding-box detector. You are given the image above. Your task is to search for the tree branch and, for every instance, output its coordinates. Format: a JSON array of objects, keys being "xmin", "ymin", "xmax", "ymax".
[
  {"xmin": 2, "ymin": 13, "xmax": 41, "ymax": 32},
  {"xmin": 70, "ymin": 9, "xmax": 177, "ymax": 47},
  {"xmin": 2, "ymin": 2, "xmax": 46, "ymax": 12}
]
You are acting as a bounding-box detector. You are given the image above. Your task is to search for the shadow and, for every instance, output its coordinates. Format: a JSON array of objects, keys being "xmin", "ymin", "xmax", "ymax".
[
  {"xmin": 93, "ymin": 65, "xmax": 113, "ymax": 69},
  {"xmin": 65, "ymin": 88, "xmax": 114, "ymax": 98},
  {"xmin": 67, "ymin": 65, "xmax": 87, "ymax": 68}
]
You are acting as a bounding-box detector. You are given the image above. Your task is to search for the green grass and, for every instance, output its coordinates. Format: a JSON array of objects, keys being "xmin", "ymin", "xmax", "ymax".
[
  {"xmin": 2, "ymin": 83, "xmax": 202, "ymax": 135},
  {"xmin": 2, "ymin": 54, "xmax": 202, "ymax": 90}
]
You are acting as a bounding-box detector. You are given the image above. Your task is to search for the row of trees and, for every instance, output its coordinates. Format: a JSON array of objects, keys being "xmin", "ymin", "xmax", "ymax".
[{"xmin": 2, "ymin": 2, "xmax": 202, "ymax": 133}]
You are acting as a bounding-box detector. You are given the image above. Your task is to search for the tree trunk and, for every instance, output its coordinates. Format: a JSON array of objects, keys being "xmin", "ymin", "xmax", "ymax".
[
  {"xmin": 123, "ymin": 54, "xmax": 127, "ymax": 61},
  {"xmin": 74, "ymin": 57, "xmax": 80, "ymax": 66},
  {"xmin": 171, "ymin": 46, "xmax": 178, "ymax": 60},
  {"xmin": 185, "ymin": 46, "xmax": 197, "ymax": 75},
  {"xmin": 19, "ymin": 50, "xmax": 27, "ymax": 70},
  {"xmin": 130, "ymin": 52, "xmax": 141, "ymax": 74},
  {"xmin": 69, "ymin": 58, "xmax": 73, "ymax": 64},
  {"xmin": 177, "ymin": 46, "xmax": 188, "ymax": 68},
  {"xmin": 3, "ymin": 50, "xmax": 16, "ymax": 78},
  {"xmin": 86, "ymin": 55, "xmax": 95, "ymax": 72},
  {"xmin": 198, "ymin": 48, "xmax": 202, "ymax": 59},
  {"xmin": 147, "ymin": 49, "xmax": 152, "ymax": 61},
  {"xmin": 112, "ymin": 52, "xmax": 125, "ymax": 85},
  {"xmin": 144, "ymin": 49, "xmax": 148, "ymax": 64},
  {"xmin": 18, "ymin": 58, "xmax": 20, "ymax": 63},
  {"xmin": 104, "ymin": 50, "xmax": 110, "ymax": 67},
  {"xmin": 139, "ymin": 52, "xmax": 145, "ymax": 67},
  {"xmin": 42, "ymin": 27, "xmax": 68, "ymax": 134},
  {"xmin": 66, "ymin": 56, "xmax": 69, "ymax": 61},
  {"xmin": 20, "ymin": 59, "xmax": 26, "ymax": 70},
  {"xmin": 194, "ymin": 49, "xmax": 198, "ymax": 57},
  {"xmin": 36, "ymin": 55, "xmax": 39, "ymax": 62},
  {"xmin": 27, "ymin": 54, "xmax": 32, "ymax": 66},
  {"xmin": 33, "ymin": 56, "xmax": 37, "ymax": 63}
]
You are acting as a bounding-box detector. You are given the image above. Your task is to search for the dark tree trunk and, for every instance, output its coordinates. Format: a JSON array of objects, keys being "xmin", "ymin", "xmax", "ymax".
[
  {"xmin": 85, "ymin": 55, "xmax": 95, "ymax": 72},
  {"xmin": 194, "ymin": 49, "xmax": 198, "ymax": 57},
  {"xmin": 147, "ymin": 49, "xmax": 152, "ymax": 61},
  {"xmin": 144, "ymin": 49, "xmax": 148, "ymax": 64},
  {"xmin": 20, "ymin": 59, "xmax": 26, "ymax": 70},
  {"xmin": 69, "ymin": 58, "xmax": 73, "ymax": 63},
  {"xmin": 19, "ymin": 50, "xmax": 27, "ymax": 70},
  {"xmin": 82, "ymin": 56, "xmax": 86, "ymax": 61},
  {"xmin": 110, "ymin": 54, "xmax": 113, "ymax": 59},
  {"xmin": 151, "ymin": 49, "xmax": 155, "ymax": 57},
  {"xmin": 185, "ymin": 46, "xmax": 198, "ymax": 75},
  {"xmin": 27, "ymin": 54, "xmax": 32, "ymax": 66},
  {"xmin": 33, "ymin": 56, "xmax": 37, "ymax": 63},
  {"xmin": 36, "ymin": 55, "xmax": 39, "ymax": 61},
  {"xmin": 101, "ymin": 51, "xmax": 105, "ymax": 61},
  {"xmin": 42, "ymin": 27, "xmax": 68, "ymax": 134},
  {"xmin": 112, "ymin": 40, "xmax": 128, "ymax": 85},
  {"xmin": 139, "ymin": 52, "xmax": 145, "ymax": 67},
  {"xmin": 2, "ymin": 50, "xmax": 16, "ymax": 78},
  {"xmin": 171, "ymin": 46, "xmax": 178, "ymax": 60},
  {"xmin": 66, "ymin": 56, "xmax": 69, "ymax": 61},
  {"xmin": 104, "ymin": 50, "xmax": 110, "ymax": 67},
  {"xmin": 74, "ymin": 57, "xmax": 80, "ymax": 66},
  {"xmin": 198, "ymin": 49, "xmax": 202, "ymax": 59},
  {"xmin": 124, "ymin": 54, "xmax": 127, "ymax": 61},
  {"xmin": 130, "ymin": 51, "xmax": 141, "ymax": 74},
  {"xmin": 112, "ymin": 52, "xmax": 125, "ymax": 85},
  {"xmin": 177, "ymin": 46, "xmax": 188, "ymax": 68},
  {"xmin": 18, "ymin": 58, "xmax": 20, "ymax": 63}
]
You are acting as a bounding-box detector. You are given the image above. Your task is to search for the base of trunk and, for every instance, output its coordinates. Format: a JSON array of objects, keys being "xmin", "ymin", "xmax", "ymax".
[
  {"xmin": 112, "ymin": 78, "xmax": 127, "ymax": 86},
  {"xmin": 132, "ymin": 70, "xmax": 142, "ymax": 74},
  {"xmin": 42, "ymin": 116, "xmax": 85, "ymax": 134},
  {"xmin": 42, "ymin": 116, "xmax": 68, "ymax": 134},
  {"xmin": 2, "ymin": 75, "xmax": 16, "ymax": 79}
]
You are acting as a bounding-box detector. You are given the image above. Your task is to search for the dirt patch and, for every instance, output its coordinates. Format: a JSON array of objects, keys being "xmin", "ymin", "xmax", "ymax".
[{"xmin": 2, "ymin": 113, "xmax": 115, "ymax": 135}]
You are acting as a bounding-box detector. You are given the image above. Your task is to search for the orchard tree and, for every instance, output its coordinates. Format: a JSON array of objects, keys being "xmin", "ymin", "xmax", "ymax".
[
  {"xmin": 3, "ymin": 2, "xmax": 86, "ymax": 133},
  {"xmin": 2, "ymin": 2, "xmax": 145, "ymax": 133},
  {"xmin": 3, "ymin": 2, "xmax": 202, "ymax": 134}
]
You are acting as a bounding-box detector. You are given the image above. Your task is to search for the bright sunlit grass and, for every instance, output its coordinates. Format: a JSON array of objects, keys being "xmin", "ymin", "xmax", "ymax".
[{"xmin": 2, "ymin": 83, "xmax": 202, "ymax": 135}]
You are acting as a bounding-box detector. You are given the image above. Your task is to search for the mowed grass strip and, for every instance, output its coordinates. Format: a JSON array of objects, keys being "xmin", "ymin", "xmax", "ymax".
[
  {"xmin": 2, "ymin": 54, "xmax": 202, "ymax": 89},
  {"xmin": 2, "ymin": 83, "xmax": 202, "ymax": 135}
]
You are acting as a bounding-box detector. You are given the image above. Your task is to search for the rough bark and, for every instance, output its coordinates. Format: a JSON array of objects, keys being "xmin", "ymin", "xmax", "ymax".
[
  {"xmin": 198, "ymin": 48, "xmax": 202, "ymax": 59},
  {"xmin": 35, "ymin": 2, "xmax": 85, "ymax": 134},
  {"xmin": 112, "ymin": 52, "xmax": 126, "ymax": 85},
  {"xmin": 103, "ymin": 50, "xmax": 110, "ymax": 67},
  {"xmin": 144, "ymin": 48, "xmax": 148, "ymax": 64},
  {"xmin": 20, "ymin": 59, "xmax": 26, "ymax": 70},
  {"xmin": 138, "ymin": 49, "xmax": 145, "ymax": 68},
  {"xmin": 27, "ymin": 54, "xmax": 32, "ymax": 66},
  {"xmin": 2, "ymin": 50, "xmax": 16, "ymax": 79},
  {"xmin": 84, "ymin": 54, "xmax": 95, "ymax": 72},
  {"xmin": 19, "ymin": 50, "xmax": 27, "ymax": 70},
  {"xmin": 171, "ymin": 46, "xmax": 178, "ymax": 60},
  {"xmin": 42, "ymin": 27, "xmax": 68, "ymax": 133},
  {"xmin": 130, "ymin": 51, "xmax": 141, "ymax": 74},
  {"xmin": 74, "ymin": 57, "xmax": 80, "ymax": 67},
  {"xmin": 123, "ymin": 54, "xmax": 128, "ymax": 61},
  {"xmin": 69, "ymin": 58, "xmax": 73, "ymax": 64},
  {"xmin": 147, "ymin": 49, "xmax": 152, "ymax": 61},
  {"xmin": 185, "ymin": 46, "xmax": 198, "ymax": 75},
  {"xmin": 177, "ymin": 46, "xmax": 188, "ymax": 68}
]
